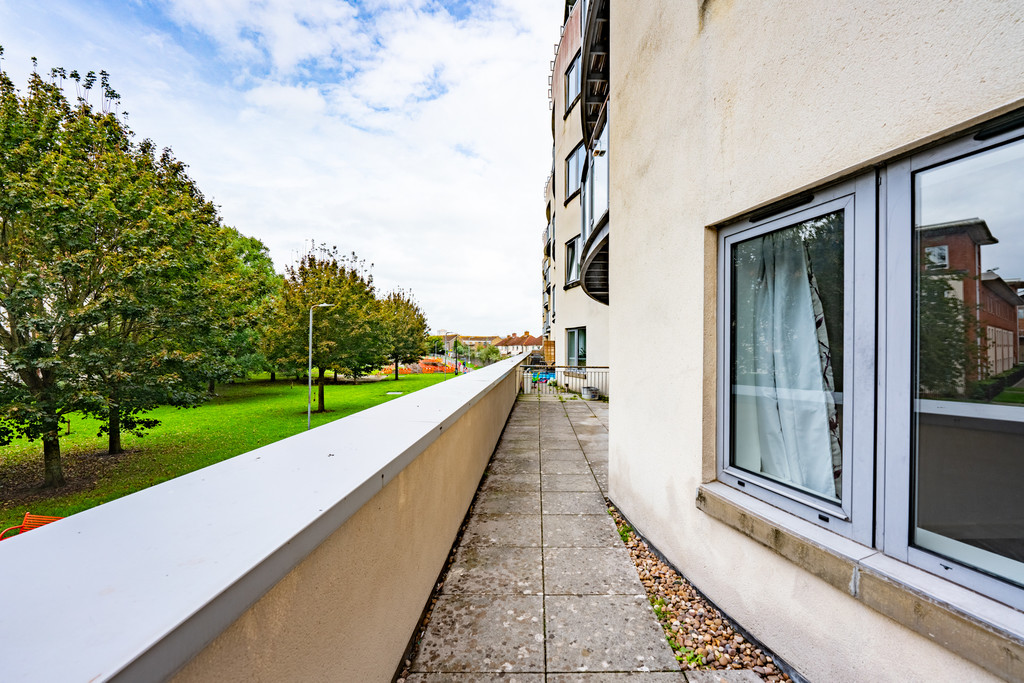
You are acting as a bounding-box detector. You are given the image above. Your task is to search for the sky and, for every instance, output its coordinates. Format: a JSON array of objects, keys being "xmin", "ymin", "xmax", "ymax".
[{"xmin": 0, "ymin": 0, "xmax": 562, "ymax": 335}]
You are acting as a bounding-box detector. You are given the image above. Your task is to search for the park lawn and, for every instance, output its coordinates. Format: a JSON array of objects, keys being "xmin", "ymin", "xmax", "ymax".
[
  {"xmin": 993, "ymin": 385, "xmax": 1024, "ymax": 404},
  {"xmin": 0, "ymin": 373, "xmax": 453, "ymax": 532}
]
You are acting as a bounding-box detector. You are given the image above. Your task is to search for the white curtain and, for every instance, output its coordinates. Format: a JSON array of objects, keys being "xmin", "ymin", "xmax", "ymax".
[{"xmin": 733, "ymin": 227, "xmax": 841, "ymax": 499}]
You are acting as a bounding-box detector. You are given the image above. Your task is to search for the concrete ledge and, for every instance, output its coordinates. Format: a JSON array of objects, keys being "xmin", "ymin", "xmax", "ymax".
[
  {"xmin": 0, "ymin": 355, "xmax": 527, "ymax": 682},
  {"xmin": 697, "ymin": 482, "xmax": 1024, "ymax": 682}
]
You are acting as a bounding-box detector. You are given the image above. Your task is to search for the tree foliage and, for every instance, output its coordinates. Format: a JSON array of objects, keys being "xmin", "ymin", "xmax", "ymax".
[
  {"xmin": 265, "ymin": 245, "xmax": 378, "ymax": 411},
  {"xmin": 0, "ymin": 55, "xmax": 270, "ymax": 482},
  {"xmin": 377, "ymin": 290, "xmax": 428, "ymax": 380}
]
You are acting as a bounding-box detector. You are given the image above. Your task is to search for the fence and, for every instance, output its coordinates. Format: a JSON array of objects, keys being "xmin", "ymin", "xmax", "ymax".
[{"xmin": 520, "ymin": 365, "xmax": 609, "ymax": 398}]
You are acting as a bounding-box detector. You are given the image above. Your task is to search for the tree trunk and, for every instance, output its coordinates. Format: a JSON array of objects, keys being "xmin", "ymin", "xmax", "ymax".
[
  {"xmin": 42, "ymin": 430, "xmax": 65, "ymax": 488},
  {"xmin": 317, "ymin": 366, "xmax": 326, "ymax": 412},
  {"xmin": 208, "ymin": 379, "xmax": 215, "ymax": 394},
  {"xmin": 269, "ymin": 371, "xmax": 276, "ymax": 382},
  {"xmin": 108, "ymin": 403, "xmax": 123, "ymax": 455},
  {"xmin": 394, "ymin": 357, "xmax": 399, "ymax": 381}
]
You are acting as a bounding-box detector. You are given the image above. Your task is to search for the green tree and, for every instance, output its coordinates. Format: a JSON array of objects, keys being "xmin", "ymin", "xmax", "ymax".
[
  {"xmin": 0, "ymin": 56, "xmax": 239, "ymax": 480},
  {"xmin": 266, "ymin": 246, "xmax": 377, "ymax": 411},
  {"xmin": 916, "ymin": 272, "xmax": 974, "ymax": 397},
  {"xmin": 477, "ymin": 344, "xmax": 501, "ymax": 365},
  {"xmin": 377, "ymin": 290, "xmax": 428, "ymax": 380}
]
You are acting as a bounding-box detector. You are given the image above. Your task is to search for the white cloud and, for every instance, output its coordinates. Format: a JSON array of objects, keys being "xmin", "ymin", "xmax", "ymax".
[{"xmin": 0, "ymin": 0, "xmax": 563, "ymax": 334}]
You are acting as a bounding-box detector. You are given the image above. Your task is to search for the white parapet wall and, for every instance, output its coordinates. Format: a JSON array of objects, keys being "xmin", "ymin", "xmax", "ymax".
[{"xmin": 0, "ymin": 355, "xmax": 527, "ymax": 682}]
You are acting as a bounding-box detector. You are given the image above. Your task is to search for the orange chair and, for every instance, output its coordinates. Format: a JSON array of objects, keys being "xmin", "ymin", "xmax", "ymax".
[{"xmin": 0, "ymin": 513, "xmax": 63, "ymax": 540}]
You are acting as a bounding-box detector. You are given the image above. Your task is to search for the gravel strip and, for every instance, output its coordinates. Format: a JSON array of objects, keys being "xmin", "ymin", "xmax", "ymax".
[{"xmin": 607, "ymin": 505, "xmax": 791, "ymax": 682}]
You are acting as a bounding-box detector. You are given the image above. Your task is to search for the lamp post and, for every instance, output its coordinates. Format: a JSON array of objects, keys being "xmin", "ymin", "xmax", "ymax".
[{"xmin": 308, "ymin": 303, "xmax": 332, "ymax": 430}]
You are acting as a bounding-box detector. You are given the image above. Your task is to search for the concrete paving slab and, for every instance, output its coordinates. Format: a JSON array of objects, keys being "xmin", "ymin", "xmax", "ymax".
[
  {"xmin": 684, "ymin": 672, "xmax": 763, "ymax": 682},
  {"xmin": 475, "ymin": 491, "xmax": 541, "ymax": 515},
  {"xmin": 543, "ymin": 491, "xmax": 609, "ymax": 515},
  {"xmin": 543, "ymin": 514, "xmax": 621, "ymax": 548},
  {"xmin": 542, "ymin": 440, "xmax": 582, "ymax": 450},
  {"xmin": 594, "ymin": 473, "xmax": 608, "ymax": 493},
  {"xmin": 480, "ymin": 473, "xmax": 541, "ymax": 493},
  {"xmin": 547, "ymin": 675, "xmax": 686, "ymax": 682},
  {"xmin": 542, "ymin": 474, "xmax": 602, "ymax": 492},
  {"xmin": 406, "ymin": 675, "xmax": 545, "ymax": 683},
  {"xmin": 412, "ymin": 594, "xmax": 545, "ymax": 673},
  {"xmin": 544, "ymin": 547, "xmax": 647, "ymax": 595},
  {"xmin": 541, "ymin": 447, "xmax": 586, "ymax": 459},
  {"xmin": 541, "ymin": 459, "xmax": 592, "ymax": 475},
  {"xmin": 496, "ymin": 443, "xmax": 542, "ymax": 456},
  {"xmin": 545, "ymin": 595, "xmax": 680, "ymax": 673},
  {"xmin": 488, "ymin": 459, "xmax": 540, "ymax": 475},
  {"xmin": 443, "ymin": 546, "xmax": 543, "ymax": 596},
  {"xmin": 462, "ymin": 514, "xmax": 542, "ymax": 547}
]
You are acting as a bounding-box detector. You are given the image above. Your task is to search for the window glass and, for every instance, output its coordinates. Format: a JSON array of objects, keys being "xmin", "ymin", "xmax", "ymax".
[
  {"xmin": 912, "ymin": 136, "xmax": 1024, "ymax": 586},
  {"xmin": 566, "ymin": 237, "xmax": 580, "ymax": 283},
  {"xmin": 566, "ymin": 145, "xmax": 584, "ymax": 197},
  {"xmin": 565, "ymin": 56, "xmax": 580, "ymax": 111},
  {"xmin": 730, "ymin": 212, "xmax": 845, "ymax": 502},
  {"xmin": 568, "ymin": 327, "xmax": 586, "ymax": 367}
]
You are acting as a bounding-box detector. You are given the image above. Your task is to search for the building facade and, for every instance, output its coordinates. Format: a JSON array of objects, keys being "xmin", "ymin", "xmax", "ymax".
[
  {"xmin": 541, "ymin": 1, "xmax": 609, "ymax": 373},
  {"xmin": 570, "ymin": 0, "xmax": 1024, "ymax": 680}
]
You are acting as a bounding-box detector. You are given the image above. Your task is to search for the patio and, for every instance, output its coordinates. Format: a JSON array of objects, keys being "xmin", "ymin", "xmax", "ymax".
[{"xmin": 402, "ymin": 395, "xmax": 741, "ymax": 680}]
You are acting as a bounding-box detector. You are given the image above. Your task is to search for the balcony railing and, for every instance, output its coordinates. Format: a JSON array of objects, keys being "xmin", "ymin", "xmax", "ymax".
[
  {"xmin": 0, "ymin": 355, "xmax": 530, "ymax": 682},
  {"xmin": 520, "ymin": 365, "xmax": 609, "ymax": 398}
]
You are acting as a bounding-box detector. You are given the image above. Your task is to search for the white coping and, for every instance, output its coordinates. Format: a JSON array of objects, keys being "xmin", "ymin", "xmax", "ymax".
[{"xmin": 0, "ymin": 355, "xmax": 527, "ymax": 682}]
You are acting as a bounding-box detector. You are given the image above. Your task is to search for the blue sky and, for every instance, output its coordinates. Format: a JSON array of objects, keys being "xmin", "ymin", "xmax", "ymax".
[{"xmin": 0, "ymin": 0, "xmax": 561, "ymax": 335}]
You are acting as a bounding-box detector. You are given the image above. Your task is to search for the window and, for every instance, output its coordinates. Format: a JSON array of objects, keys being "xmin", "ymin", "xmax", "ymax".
[
  {"xmin": 565, "ymin": 144, "xmax": 585, "ymax": 198},
  {"xmin": 567, "ymin": 327, "xmax": 586, "ymax": 367},
  {"xmin": 566, "ymin": 237, "xmax": 581, "ymax": 284},
  {"xmin": 565, "ymin": 53, "xmax": 581, "ymax": 112},
  {"xmin": 887, "ymin": 128, "xmax": 1024, "ymax": 604},
  {"xmin": 718, "ymin": 115, "xmax": 1024, "ymax": 607},
  {"xmin": 719, "ymin": 175, "xmax": 875, "ymax": 543}
]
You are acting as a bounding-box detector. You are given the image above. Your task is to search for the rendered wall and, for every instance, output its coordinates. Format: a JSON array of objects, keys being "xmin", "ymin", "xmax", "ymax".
[
  {"xmin": 172, "ymin": 369, "xmax": 520, "ymax": 683},
  {"xmin": 607, "ymin": 1, "xmax": 1024, "ymax": 680}
]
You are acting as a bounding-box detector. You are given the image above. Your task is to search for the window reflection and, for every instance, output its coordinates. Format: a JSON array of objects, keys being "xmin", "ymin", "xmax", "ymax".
[{"xmin": 913, "ymin": 137, "xmax": 1024, "ymax": 586}]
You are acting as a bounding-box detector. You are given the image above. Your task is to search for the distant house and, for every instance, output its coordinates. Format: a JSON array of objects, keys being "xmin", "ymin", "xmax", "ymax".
[{"xmin": 495, "ymin": 332, "xmax": 542, "ymax": 357}]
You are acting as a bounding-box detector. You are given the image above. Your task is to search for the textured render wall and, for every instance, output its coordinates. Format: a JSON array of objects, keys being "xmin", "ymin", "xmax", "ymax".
[
  {"xmin": 172, "ymin": 371, "xmax": 519, "ymax": 683},
  {"xmin": 607, "ymin": 1, "xmax": 1024, "ymax": 681}
]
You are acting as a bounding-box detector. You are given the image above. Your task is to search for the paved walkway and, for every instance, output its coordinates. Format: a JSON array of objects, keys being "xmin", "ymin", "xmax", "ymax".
[{"xmin": 405, "ymin": 395, "xmax": 687, "ymax": 681}]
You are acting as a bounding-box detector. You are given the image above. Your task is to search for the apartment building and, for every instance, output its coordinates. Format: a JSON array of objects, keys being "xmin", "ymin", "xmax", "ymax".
[
  {"xmin": 568, "ymin": 0, "xmax": 1024, "ymax": 680},
  {"xmin": 541, "ymin": 1, "xmax": 608, "ymax": 373}
]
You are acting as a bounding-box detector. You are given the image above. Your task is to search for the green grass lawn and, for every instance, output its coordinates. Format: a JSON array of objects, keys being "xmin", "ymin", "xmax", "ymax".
[
  {"xmin": 993, "ymin": 385, "xmax": 1024, "ymax": 404},
  {"xmin": 0, "ymin": 373, "xmax": 454, "ymax": 532}
]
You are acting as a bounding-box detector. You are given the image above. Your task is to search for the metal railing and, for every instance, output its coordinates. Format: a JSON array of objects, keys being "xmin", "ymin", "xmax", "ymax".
[{"xmin": 521, "ymin": 365, "xmax": 608, "ymax": 398}]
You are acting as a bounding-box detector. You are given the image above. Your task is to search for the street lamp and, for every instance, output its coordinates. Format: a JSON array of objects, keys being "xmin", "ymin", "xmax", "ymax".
[{"xmin": 308, "ymin": 303, "xmax": 332, "ymax": 430}]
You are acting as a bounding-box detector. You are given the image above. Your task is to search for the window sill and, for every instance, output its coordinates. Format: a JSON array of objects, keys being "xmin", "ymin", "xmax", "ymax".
[
  {"xmin": 563, "ymin": 188, "xmax": 581, "ymax": 206},
  {"xmin": 563, "ymin": 280, "xmax": 581, "ymax": 291},
  {"xmin": 696, "ymin": 482, "xmax": 1024, "ymax": 681}
]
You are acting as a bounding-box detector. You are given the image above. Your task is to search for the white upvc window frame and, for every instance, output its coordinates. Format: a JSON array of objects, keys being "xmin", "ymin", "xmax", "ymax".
[
  {"xmin": 717, "ymin": 173, "xmax": 877, "ymax": 545},
  {"xmin": 881, "ymin": 125, "xmax": 1024, "ymax": 610}
]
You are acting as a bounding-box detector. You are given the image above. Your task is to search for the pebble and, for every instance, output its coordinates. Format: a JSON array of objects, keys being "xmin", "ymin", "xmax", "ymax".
[{"xmin": 608, "ymin": 506, "xmax": 791, "ymax": 682}]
